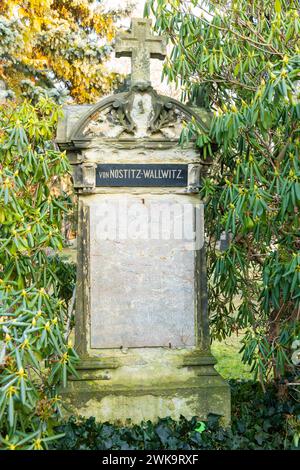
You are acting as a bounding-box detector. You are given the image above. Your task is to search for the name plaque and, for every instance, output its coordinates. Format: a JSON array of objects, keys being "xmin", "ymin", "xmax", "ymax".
[{"xmin": 96, "ymin": 164, "xmax": 188, "ymax": 187}]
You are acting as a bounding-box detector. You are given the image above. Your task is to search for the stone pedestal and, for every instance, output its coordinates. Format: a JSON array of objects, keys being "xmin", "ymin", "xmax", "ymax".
[{"xmin": 61, "ymin": 350, "xmax": 230, "ymax": 425}]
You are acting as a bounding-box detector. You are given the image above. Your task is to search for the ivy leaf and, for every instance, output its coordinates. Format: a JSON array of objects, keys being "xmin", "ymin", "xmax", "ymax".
[{"xmin": 195, "ymin": 421, "xmax": 206, "ymax": 433}]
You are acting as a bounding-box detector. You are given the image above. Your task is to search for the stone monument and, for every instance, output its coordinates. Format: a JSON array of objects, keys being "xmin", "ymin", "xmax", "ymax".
[{"xmin": 56, "ymin": 18, "xmax": 230, "ymax": 424}]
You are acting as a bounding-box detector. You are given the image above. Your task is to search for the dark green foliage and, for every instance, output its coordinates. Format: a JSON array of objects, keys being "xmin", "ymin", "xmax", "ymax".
[
  {"xmin": 52, "ymin": 381, "xmax": 300, "ymax": 450},
  {"xmin": 145, "ymin": 0, "xmax": 300, "ymax": 381},
  {"xmin": 0, "ymin": 98, "xmax": 79, "ymax": 449},
  {"xmin": 47, "ymin": 255, "xmax": 76, "ymax": 306}
]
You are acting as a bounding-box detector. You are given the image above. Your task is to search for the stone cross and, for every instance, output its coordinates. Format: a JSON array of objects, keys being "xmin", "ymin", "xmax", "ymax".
[{"xmin": 115, "ymin": 18, "xmax": 167, "ymax": 86}]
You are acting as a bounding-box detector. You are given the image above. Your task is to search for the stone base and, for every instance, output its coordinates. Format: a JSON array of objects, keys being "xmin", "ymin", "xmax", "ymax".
[{"xmin": 60, "ymin": 349, "xmax": 231, "ymax": 425}]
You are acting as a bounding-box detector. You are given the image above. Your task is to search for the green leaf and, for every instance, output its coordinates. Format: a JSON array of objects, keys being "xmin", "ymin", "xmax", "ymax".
[
  {"xmin": 275, "ymin": 0, "xmax": 281, "ymax": 13},
  {"xmin": 195, "ymin": 421, "xmax": 206, "ymax": 433}
]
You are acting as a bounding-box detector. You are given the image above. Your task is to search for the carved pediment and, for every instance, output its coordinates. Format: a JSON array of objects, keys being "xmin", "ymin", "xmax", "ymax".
[{"xmin": 71, "ymin": 85, "xmax": 210, "ymax": 142}]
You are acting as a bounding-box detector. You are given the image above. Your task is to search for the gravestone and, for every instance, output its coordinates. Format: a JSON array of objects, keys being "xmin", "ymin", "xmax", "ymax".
[{"xmin": 56, "ymin": 18, "xmax": 230, "ymax": 424}]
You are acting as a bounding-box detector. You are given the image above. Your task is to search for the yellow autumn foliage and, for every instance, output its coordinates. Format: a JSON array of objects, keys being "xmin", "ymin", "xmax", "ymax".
[{"xmin": 0, "ymin": 0, "xmax": 125, "ymax": 103}]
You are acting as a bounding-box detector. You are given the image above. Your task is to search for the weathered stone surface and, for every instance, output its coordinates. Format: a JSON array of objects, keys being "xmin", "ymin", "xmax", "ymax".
[
  {"xmin": 89, "ymin": 195, "xmax": 197, "ymax": 348},
  {"xmin": 62, "ymin": 382, "xmax": 231, "ymax": 426},
  {"xmin": 56, "ymin": 97, "xmax": 211, "ymax": 146},
  {"xmin": 72, "ymin": 88, "xmax": 206, "ymax": 142},
  {"xmin": 115, "ymin": 18, "xmax": 166, "ymax": 86},
  {"xmin": 60, "ymin": 348, "xmax": 231, "ymax": 425},
  {"xmin": 56, "ymin": 104, "xmax": 92, "ymax": 144}
]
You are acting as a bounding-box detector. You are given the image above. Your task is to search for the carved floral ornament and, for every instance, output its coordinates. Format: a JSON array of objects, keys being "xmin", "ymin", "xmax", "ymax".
[{"xmin": 72, "ymin": 85, "xmax": 209, "ymax": 142}]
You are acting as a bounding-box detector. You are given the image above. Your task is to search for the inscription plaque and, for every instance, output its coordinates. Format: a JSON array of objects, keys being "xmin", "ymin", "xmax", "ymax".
[
  {"xmin": 96, "ymin": 164, "xmax": 188, "ymax": 187},
  {"xmin": 89, "ymin": 196, "xmax": 195, "ymax": 349}
]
